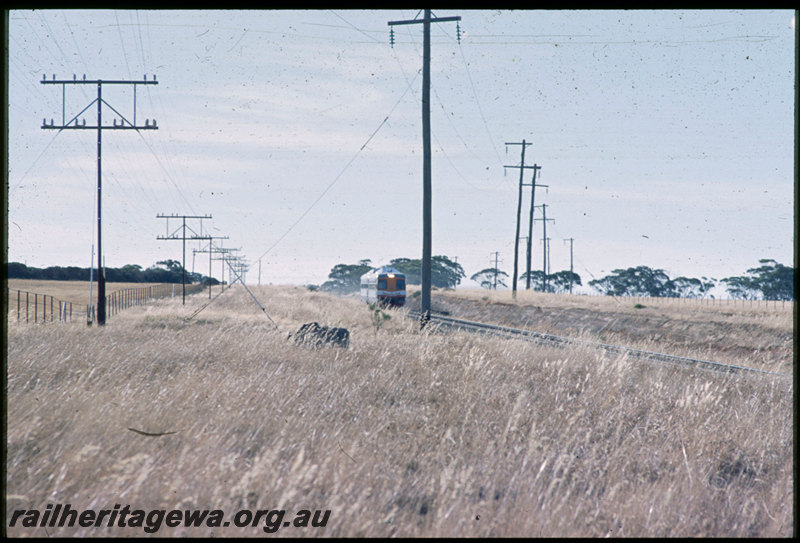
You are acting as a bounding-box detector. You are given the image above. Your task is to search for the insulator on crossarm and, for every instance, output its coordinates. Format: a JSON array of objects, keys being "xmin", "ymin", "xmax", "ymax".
[
  {"xmin": 73, "ymin": 74, "xmax": 76, "ymax": 80},
  {"xmin": 152, "ymin": 119, "xmax": 157, "ymax": 127},
  {"xmin": 143, "ymin": 74, "xmax": 147, "ymax": 81},
  {"xmin": 83, "ymin": 74, "xmax": 86, "ymax": 80},
  {"xmin": 42, "ymin": 74, "xmax": 46, "ymax": 81},
  {"xmin": 50, "ymin": 119, "xmax": 54, "ymax": 126},
  {"xmin": 145, "ymin": 119, "xmax": 150, "ymax": 127},
  {"xmin": 52, "ymin": 74, "xmax": 56, "ymax": 80},
  {"xmin": 153, "ymin": 75, "xmax": 157, "ymax": 82}
]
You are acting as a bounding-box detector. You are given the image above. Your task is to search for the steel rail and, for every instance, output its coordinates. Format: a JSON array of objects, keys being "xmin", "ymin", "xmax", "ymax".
[{"xmin": 408, "ymin": 311, "xmax": 791, "ymax": 379}]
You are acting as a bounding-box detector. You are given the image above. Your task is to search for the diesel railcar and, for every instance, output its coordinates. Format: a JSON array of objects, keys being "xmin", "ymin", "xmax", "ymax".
[{"xmin": 360, "ymin": 266, "xmax": 406, "ymax": 307}]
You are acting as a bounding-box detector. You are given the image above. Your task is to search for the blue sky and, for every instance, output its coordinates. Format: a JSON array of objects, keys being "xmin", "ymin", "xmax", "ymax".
[{"xmin": 7, "ymin": 9, "xmax": 796, "ymax": 290}]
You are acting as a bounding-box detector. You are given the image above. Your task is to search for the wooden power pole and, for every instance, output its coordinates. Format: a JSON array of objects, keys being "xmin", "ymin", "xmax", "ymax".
[
  {"xmin": 504, "ymin": 140, "xmax": 535, "ymax": 299},
  {"xmin": 41, "ymin": 74, "xmax": 158, "ymax": 325},
  {"xmin": 156, "ymin": 214, "xmax": 212, "ymax": 304},
  {"xmin": 389, "ymin": 10, "xmax": 461, "ymax": 327}
]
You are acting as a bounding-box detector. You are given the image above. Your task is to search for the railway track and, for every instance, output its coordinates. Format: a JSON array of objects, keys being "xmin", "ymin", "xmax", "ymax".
[{"xmin": 408, "ymin": 310, "xmax": 792, "ymax": 379}]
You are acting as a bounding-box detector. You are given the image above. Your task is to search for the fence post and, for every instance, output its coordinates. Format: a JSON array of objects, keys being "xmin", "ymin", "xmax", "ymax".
[
  {"xmin": 35, "ymin": 293, "xmax": 38, "ymax": 324},
  {"xmin": 17, "ymin": 290, "xmax": 20, "ymax": 322}
]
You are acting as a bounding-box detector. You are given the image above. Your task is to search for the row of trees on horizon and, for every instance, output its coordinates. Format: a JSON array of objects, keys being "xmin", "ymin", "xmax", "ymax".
[
  {"xmin": 315, "ymin": 257, "xmax": 794, "ymax": 301},
  {"xmin": 7, "ymin": 257, "xmax": 794, "ymax": 301},
  {"xmin": 6, "ymin": 260, "xmax": 220, "ymax": 286}
]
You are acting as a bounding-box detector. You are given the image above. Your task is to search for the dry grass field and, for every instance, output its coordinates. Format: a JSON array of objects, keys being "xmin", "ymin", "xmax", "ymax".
[
  {"xmin": 414, "ymin": 287, "xmax": 794, "ymax": 375},
  {"xmin": 7, "ymin": 279, "xmax": 177, "ymax": 305},
  {"xmin": 5, "ymin": 284, "xmax": 794, "ymax": 537}
]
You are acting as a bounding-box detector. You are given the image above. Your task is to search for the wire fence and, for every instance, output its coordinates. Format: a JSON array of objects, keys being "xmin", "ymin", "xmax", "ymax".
[
  {"xmin": 470, "ymin": 288, "xmax": 794, "ymax": 310},
  {"xmin": 572, "ymin": 292, "xmax": 794, "ymax": 310},
  {"xmin": 6, "ymin": 283, "xmax": 206, "ymax": 324}
]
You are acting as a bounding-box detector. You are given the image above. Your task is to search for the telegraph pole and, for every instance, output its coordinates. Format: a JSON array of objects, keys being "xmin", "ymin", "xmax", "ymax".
[
  {"xmin": 41, "ymin": 74, "xmax": 158, "ymax": 325},
  {"xmin": 193, "ymin": 236, "xmax": 229, "ymax": 298},
  {"xmin": 564, "ymin": 237, "xmax": 575, "ymax": 293},
  {"xmin": 525, "ymin": 165, "xmax": 547, "ymax": 290},
  {"xmin": 490, "ymin": 251, "xmax": 501, "ymax": 290},
  {"xmin": 543, "ymin": 237, "xmax": 552, "ymax": 275},
  {"xmin": 216, "ymin": 247, "xmax": 240, "ymax": 292},
  {"xmin": 389, "ymin": 10, "xmax": 461, "ymax": 326},
  {"xmin": 156, "ymin": 214, "xmax": 212, "ymax": 304},
  {"xmin": 534, "ymin": 204, "xmax": 555, "ymax": 292},
  {"xmin": 504, "ymin": 140, "xmax": 536, "ymax": 299}
]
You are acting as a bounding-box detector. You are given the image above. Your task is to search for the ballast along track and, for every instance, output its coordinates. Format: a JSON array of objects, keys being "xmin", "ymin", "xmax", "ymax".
[{"xmin": 408, "ymin": 311, "xmax": 791, "ymax": 379}]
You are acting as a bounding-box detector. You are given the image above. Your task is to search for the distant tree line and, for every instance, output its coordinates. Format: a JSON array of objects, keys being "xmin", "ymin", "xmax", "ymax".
[
  {"xmin": 466, "ymin": 268, "xmax": 580, "ymax": 293},
  {"xmin": 316, "ymin": 257, "xmax": 793, "ymax": 301},
  {"xmin": 588, "ymin": 260, "xmax": 793, "ymax": 301},
  {"xmin": 318, "ymin": 256, "xmax": 465, "ymax": 294},
  {"xmin": 6, "ymin": 260, "xmax": 220, "ymax": 285}
]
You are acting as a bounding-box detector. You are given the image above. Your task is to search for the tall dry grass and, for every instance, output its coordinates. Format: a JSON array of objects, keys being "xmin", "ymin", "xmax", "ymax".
[
  {"xmin": 420, "ymin": 288, "xmax": 794, "ymax": 374},
  {"xmin": 5, "ymin": 285, "xmax": 793, "ymax": 537}
]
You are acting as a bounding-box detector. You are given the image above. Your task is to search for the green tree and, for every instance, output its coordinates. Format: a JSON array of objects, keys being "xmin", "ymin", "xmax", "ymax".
[
  {"xmin": 471, "ymin": 268, "xmax": 508, "ymax": 290},
  {"xmin": 156, "ymin": 259, "xmax": 183, "ymax": 274},
  {"xmin": 321, "ymin": 259, "xmax": 372, "ymax": 294},
  {"xmin": 721, "ymin": 275, "xmax": 760, "ymax": 300},
  {"xmin": 549, "ymin": 270, "xmax": 582, "ymax": 293},
  {"xmin": 390, "ymin": 256, "xmax": 465, "ymax": 289},
  {"xmin": 588, "ymin": 266, "xmax": 675, "ymax": 297},
  {"xmin": 722, "ymin": 260, "xmax": 793, "ymax": 300},
  {"xmin": 671, "ymin": 276, "xmax": 716, "ymax": 298},
  {"xmin": 519, "ymin": 270, "xmax": 549, "ymax": 292},
  {"xmin": 431, "ymin": 255, "xmax": 465, "ymax": 288},
  {"xmin": 389, "ymin": 258, "xmax": 420, "ymax": 284},
  {"xmin": 518, "ymin": 270, "xmax": 581, "ymax": 293}
]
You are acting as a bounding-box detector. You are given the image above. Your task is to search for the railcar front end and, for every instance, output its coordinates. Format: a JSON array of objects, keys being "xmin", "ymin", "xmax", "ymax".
[{"xmin": 360, "ymin": 267, "xmax": 406, "ymax": 307}]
